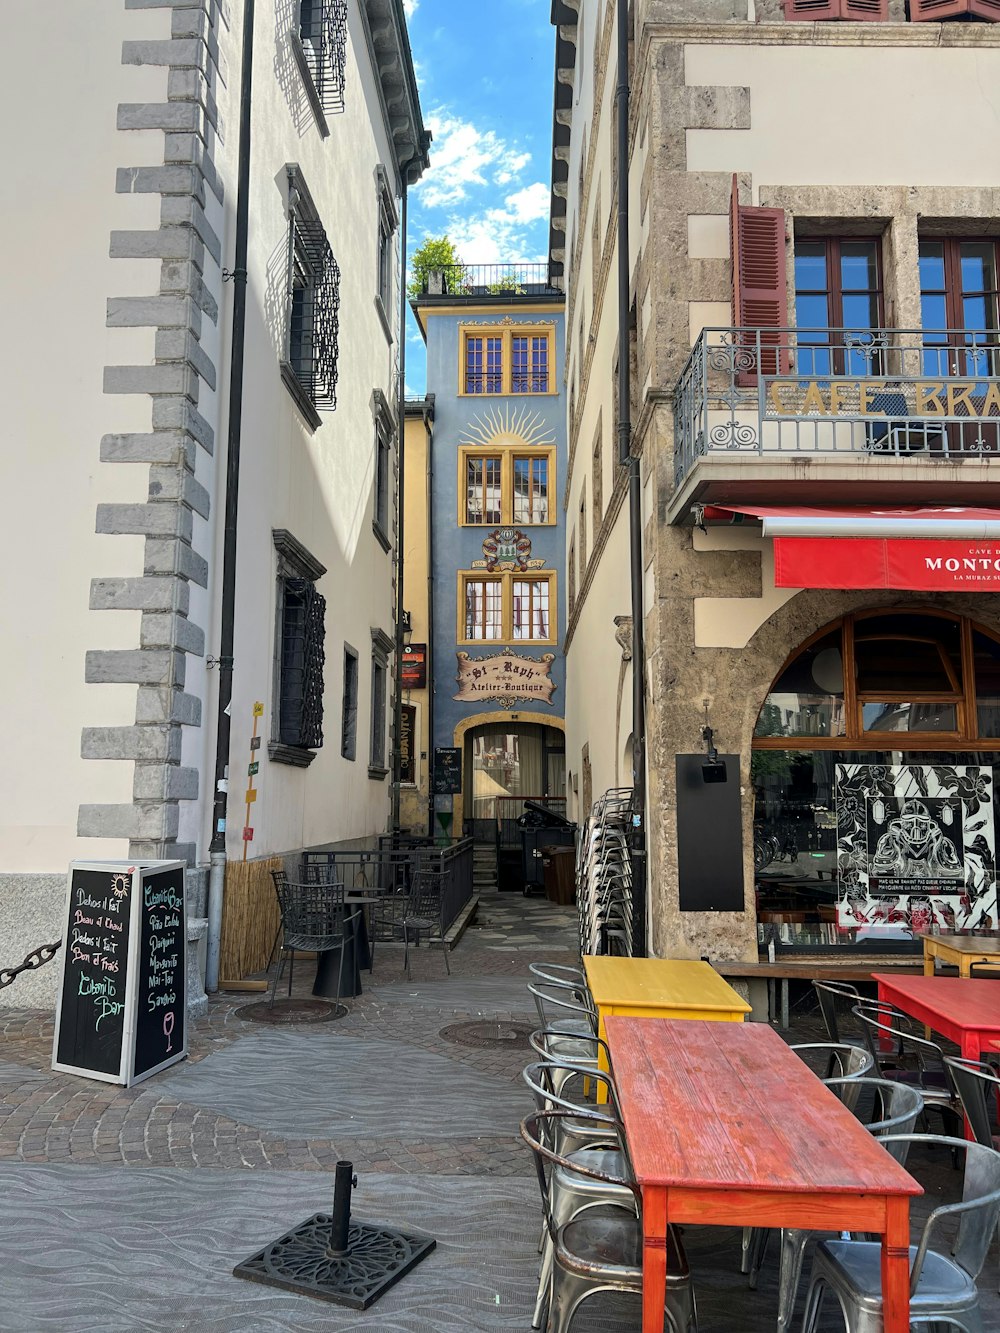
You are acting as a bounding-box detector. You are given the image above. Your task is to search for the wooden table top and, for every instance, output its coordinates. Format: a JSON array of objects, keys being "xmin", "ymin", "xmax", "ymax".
[
  {"xmin": 873, "ymin": 973, "xmax": 1000, "ymax": 1031},
  {"xmin": 921, "ymin": 934, "xmax": 1000, "ymax": 957},
  {"xmin": 583, "ymin": 956, "xmax": 750, "ymax": 1014},
  {"xmin": 605, "ymin": 1015, "xmax": 921, "ymax": 1199}
]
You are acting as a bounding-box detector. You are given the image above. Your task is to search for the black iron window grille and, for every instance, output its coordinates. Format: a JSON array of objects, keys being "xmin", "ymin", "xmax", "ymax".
[
  {"xmin": 290, "ymin": 214, "xmax": 341, "ymax": 411},
  {"xmin": 280, "ymin": 578, "xmax": 326, "ymax": 750},
  {"xmin": 297, "ymin": 0, "xmax": 348, "ymax": 117}
]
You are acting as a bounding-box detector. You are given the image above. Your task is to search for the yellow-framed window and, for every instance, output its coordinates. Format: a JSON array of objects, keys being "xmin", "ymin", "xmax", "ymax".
[
  {"xmin": 458, "ymin": 571, "xmax": 558, "ymax": 646},
  {"xmin": 462, "ymin": 576, "xmax": 504, "ymax": 642},
  {"xmin": 512, "ymin": 454, "xmax": 550, "ymax": 524},
  {"xmin": 458, "ymin": 446, "xmax": 556, "ymax": 527},
  {"xmin": 511, "ymin": 576, "xmax": 553, "ymax": 643},
  {"xmin": 459, "ymin": 325, "xmax": 555, "ymax": 396},
  {"xmin": 464, "ymin": 454, "xmax": 503, "ymax": 525}
]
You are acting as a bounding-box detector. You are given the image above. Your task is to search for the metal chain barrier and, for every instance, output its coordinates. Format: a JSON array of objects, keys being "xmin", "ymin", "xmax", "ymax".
[{"xmin": 0, "ymin": 941, "xmax": 62, "ymax": 991}]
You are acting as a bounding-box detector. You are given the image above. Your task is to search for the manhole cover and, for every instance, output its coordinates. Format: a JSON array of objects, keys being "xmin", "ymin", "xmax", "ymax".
[
  {"xmin": 236, "ymin": 999, "xmax": 344, "ymax": 1025},
  {"xmin": 438, "ymin": 1020, "xmax": 534, "ymax": 1049}
]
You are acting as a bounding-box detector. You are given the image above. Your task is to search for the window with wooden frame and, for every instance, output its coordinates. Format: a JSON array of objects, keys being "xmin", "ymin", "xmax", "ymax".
[
  {"xmin": 460, "ymin": 325, "xmax": 555, "ymax": 396},
  {"xmin": 458, "ymin": 571, "xmax": 557, "ymax": 646},
  {"xmin": 910, "ymin": 0, "xmax": 1000, "ymax": 20},
  {"xmin": 794, "ymin": 236, "xmax": 884, "ymax": 376},
  {"xmin": 458, "ymin": 446, "xmax": 555, "ymax": 526},
  {"xmin": 730, "ymin": 174, "xmax": 789, "ymax": 384},
  {"xmin": 369, "ymin": 628, "xmax": 393, "ymax": 778},
  {"xmin": 783, "ymin": 0, "xmax": 888, "ymax": 17},
  {"xmin": 568, "ymin": 537, "xmax": 577, "ymax": 616},
  {"xmin": 752, "ymin": 611, "xmax": 1000, "ymax": 749},
  {"xmin": 919, "ymin": 237, "xmax": 1000, "ymax": 379},
  {"xmin": 578, "ymin": 485, "xmax": 588, "ymax": 574}
]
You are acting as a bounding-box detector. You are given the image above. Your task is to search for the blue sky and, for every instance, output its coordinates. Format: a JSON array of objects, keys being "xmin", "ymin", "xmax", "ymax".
[{"xmin": 402, "ymin": 0, "xmax": 556, "ymax": 392}]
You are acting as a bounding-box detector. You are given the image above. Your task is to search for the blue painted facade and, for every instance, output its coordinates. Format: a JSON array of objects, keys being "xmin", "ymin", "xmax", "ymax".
[{"xmin": 418, "ymin": 296, "xmax": 567, "ymax": 819}]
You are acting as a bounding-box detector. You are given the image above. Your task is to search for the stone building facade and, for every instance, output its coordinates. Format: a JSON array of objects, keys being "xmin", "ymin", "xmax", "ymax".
[
  {"xmin": 1, "ymin": 0, "xmax": 427, "ymax": 1003},
  {"xmin": 552, "ymin": 0, "xmax": 1000, "ymax": 960}
]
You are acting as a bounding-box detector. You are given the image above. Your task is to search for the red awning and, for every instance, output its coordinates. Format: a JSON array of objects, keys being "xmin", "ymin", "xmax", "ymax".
[{"xmin": 700, "ymin": 505, "xmax": 1000, "ymax": 590}]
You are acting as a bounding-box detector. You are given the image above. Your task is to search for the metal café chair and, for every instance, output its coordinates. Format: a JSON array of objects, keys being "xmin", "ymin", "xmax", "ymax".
[
  {"xmin": 521, "ymin": 1061, "xmax": 631, "ymax": 1330},
  {"xmin": 742, "ymin": 1044, "xmax": 875, "ymax": 1283},
  {"xmin": 746, "ymin": 1078, "xmax": 923, "ymax": 1331},
  {"xmin": 521, "ymin": 1109, "xmax": 697, "ymax": 1333},
  {"xmin": 813, "ymin": 980, "xmax": 865, "ymax": 1048},
  {"xmin": 944, "ymin": 1055, "xmax": 1000, "ymax": 1293},
  {"xmin": 268, "ymin": 870, "xmax": 356, "ymax": 1010},
  {"xmin": 852, "ymin": 1000, "xmax": 965, "ymax": 1138},
  {"xmin": 400, "ymin": 871, "xmax": 450, "ymax": 981},
  {"xmin": 801, "ymin": 1134, "xmax": 1000, "ymax": 1333},
  {"xmin": 528, "ymin": 980, "xmax": 597, "ymax": 1040}
]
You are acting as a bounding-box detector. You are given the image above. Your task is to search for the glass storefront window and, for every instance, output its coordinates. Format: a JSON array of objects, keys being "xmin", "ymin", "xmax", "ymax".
[
  {"xmin": 752, "ymin": 612, "xmax": 1000, "ymax": 950},
  {"xmin": 862, "ymin": 703, "xmax": 957, "ymax": 733},
  {"xmin": 755, "ymin": 631, "xmax": 846, "ymax": 738}
]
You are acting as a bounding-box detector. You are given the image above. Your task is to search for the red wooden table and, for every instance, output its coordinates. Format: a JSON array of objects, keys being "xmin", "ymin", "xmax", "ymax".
[
  {"xmin": 873, "ymin": 973, "xmax": 1000, "ymax": 1063},
  {"xmin": 605, "ymin": 1016, "xmax": 921, "ymax": 1333}
]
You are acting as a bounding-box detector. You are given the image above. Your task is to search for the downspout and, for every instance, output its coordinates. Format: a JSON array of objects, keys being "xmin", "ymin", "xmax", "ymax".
[
  {"xmin": 206, "ymin": 0, "xmax": 256, "ymax": 992},
  {"xmin": 391, "ymin": 157, "xmax": 422, "ymax": 832},
  {"xmin": 424, "ymin": 398, "xmax": 436, "ymax": 840},
  {"xmin": 615, "ymin": 0, "xmax": 647, "ymax": 956}
]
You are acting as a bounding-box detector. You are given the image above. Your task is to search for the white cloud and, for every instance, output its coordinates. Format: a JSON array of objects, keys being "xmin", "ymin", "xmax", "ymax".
[
  {"xmin": 445, "ymin": 182, "xmax": 551, "ymax": 264},
  {"xmin": 503, "ymin": 182, "xmax": 551, "ymax": 224},
  {"xmin": 495, "ymin": 152, "xmax": 530, "ymax": 186},
  {"xmin": 415, "ymin": 111, "xmax": 532, "ymax": 210},
  {"xmin": 403, "ymin": 0, "xmax": 418, "ymax": 17}
]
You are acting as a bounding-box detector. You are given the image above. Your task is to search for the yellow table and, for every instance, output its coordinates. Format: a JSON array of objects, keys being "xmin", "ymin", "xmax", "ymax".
[
  {"xmin": 922, "ymin": 933, "xmax": 1000, "ymax": 978},
  {"xmin": 583, "ymin": 956, "xmax": 750, "ymax": 1101}
]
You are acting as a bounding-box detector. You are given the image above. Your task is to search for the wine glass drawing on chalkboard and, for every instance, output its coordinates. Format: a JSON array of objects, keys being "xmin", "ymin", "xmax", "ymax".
[{"xmin": 163, "ymin": 1010, "xmax": 175, "ymax": 1053}]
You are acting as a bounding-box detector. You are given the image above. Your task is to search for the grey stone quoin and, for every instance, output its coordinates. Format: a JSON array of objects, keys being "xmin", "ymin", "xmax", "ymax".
[{"xmin": 82, "ymin": 0, "xmax": 229, "ymax": 866}]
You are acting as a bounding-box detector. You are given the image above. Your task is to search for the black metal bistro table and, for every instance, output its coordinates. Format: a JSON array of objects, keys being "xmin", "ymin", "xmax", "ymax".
[{"xmin": 312, "ymin": 896, "xmax": 378, "ymax": 1000}]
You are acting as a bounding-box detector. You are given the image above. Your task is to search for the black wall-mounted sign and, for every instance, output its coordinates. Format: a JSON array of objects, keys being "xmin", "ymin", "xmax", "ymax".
[
  {"xmin": 675, "ymin": 756, "xmax": 746, "ymax": 912},
  {"xmin": 399, "ymin": 703, "xmax": 417, "ymax": 785},
  {"xmin": 402, "ymin": 644, "xmax": 427, "ymax": 690},
  {"xmin": 53, "ymin": 861, "xmax": 188, "ymax": 1086},
  {"xmin": 433, "ymin": 747, "xmax": 462, "ymax": 795}
]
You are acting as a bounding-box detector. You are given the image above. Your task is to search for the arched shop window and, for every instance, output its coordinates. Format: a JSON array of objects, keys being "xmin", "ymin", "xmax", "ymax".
[{"xmin": 751, "ymin": 611, "xmax": 1000, "ymax": 952}]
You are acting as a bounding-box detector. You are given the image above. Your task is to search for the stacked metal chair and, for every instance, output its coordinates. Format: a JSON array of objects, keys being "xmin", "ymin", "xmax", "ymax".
[{"xmin": 576, "ymin": 788, "xmax": 636, "ymax": 957}]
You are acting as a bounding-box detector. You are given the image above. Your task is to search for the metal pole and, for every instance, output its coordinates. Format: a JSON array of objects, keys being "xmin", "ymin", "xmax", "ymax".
[
  {"xmin": 206, "ymin": 0, "xmax": 256, "ymax": 992},
  {"xmin": 616, "ymin": 0, "xmax": 647, "ymax": 956},
  {"xmin": 391, "ymin": 168, "xmax": 412, "ymax": 834},
  {"xmin": 328, "ymin": 1160, "xmax": 356, "ymax": 1255}
]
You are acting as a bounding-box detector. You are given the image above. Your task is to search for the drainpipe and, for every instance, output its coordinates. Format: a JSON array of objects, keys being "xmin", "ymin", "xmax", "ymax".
[
  {"xmin": 615, "ymin": 0, "xmax": 647, "ymax": 956},
  {"xmin": 424, "ymin": 397, "xmax": 436, "ymax": 841},
  {"xmin": 206, "ymin": 0, "xmax": 255, "ymax": 993},
  {"xmin": 391, "ymin": 156, "xmax": 423, "ymax": 833}
]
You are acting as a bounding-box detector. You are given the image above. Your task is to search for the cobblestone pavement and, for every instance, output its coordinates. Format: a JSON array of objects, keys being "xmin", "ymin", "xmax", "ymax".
[{"xmin": 2, "ymin": 891, "xmax": 999, "ymax": 1331}]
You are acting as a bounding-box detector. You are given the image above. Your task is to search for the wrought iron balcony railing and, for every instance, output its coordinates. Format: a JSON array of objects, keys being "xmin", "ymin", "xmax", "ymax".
[
  {"xmin": 674, "ymin": 327, "xmax": 1000, "ymax": 488},
  {"xmin": 419, "ymin": 262, "xmax": 562, "ymax": 298}
]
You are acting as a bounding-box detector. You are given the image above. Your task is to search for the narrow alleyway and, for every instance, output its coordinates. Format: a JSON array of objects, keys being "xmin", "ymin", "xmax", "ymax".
[{"xmin": 2, "ymin": 892, "xmax": 998, "ymax": 1331}]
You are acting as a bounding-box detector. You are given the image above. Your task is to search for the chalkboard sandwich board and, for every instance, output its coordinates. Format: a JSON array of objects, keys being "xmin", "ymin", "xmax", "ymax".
[
  {"xmin": 52, "ymin": 861, "xmax": 188, "ymax": 1086},
  {"xmin": 433, "ymin": 747, "xmax": 462, "ymax": 795}
]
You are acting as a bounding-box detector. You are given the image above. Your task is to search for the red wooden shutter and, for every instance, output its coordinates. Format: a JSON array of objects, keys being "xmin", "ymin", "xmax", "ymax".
[
  {"xmin": 783, "ymin": 0, "xmax": 841, "ymax": 17},
  {"xmin": 731, "ymin": 176, "xmax": 789, "ymax": 383},
  {"xmin": 909, "ymin": 0, "xmax": 970, "ymax": 18},
  {"xmin": 969, "ymin": 0, "xmax": 1000, "ymax": 19},
  {"xmin": 842, "ymin": 0, "xmax": 889, "ymax": 17}
]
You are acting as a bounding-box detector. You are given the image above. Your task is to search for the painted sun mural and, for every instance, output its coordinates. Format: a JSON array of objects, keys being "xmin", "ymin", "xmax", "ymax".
[{"xmin": 459, "ymin": 403, "xmax": 556, "ymax": 450}]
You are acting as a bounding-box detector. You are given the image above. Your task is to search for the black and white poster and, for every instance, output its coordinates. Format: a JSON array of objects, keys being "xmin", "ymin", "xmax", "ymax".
[{"xmin": 835, "ymin": 764, "xmax": 997, "ymax": 935}]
